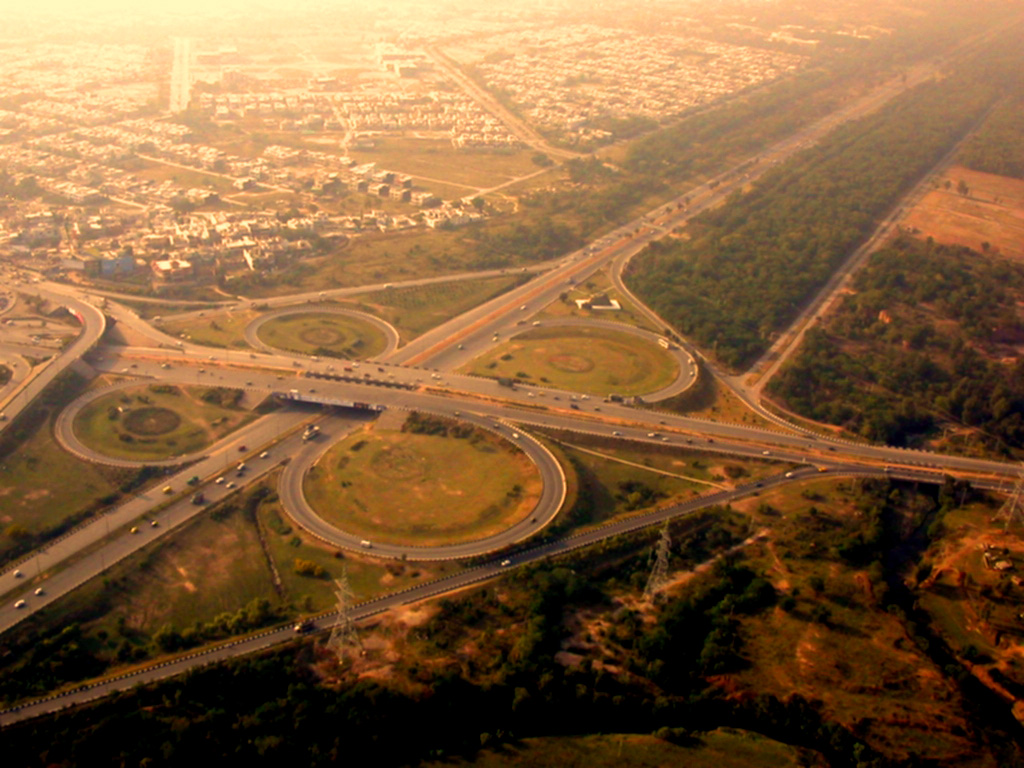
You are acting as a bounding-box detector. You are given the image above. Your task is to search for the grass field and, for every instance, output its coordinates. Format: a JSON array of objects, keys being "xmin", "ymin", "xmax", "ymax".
[
  {"xmin": 427, "ymin": 729, "xmax": 817, "ymax": 768},
  {"xmin": 74, "ymin": 384, "xmax": 255, "ymax": 461},
  {"xmin": 903, "ymin": 166, "xmax": 1024, "ymax": 261},
  {"xmin": 0, "ymin": 409, "xmax": 119, "ymax": 550},
  {"xmin": 536, "ymin": 268, "xmax": 660, "ymax": 332},
  {"xmin": 461, "ymin": 325, "xmax": 679, "ymax": 396},
  {"xmin": 303, "ymin": 424, "xmax": 541, "ymax": 546},
  {"xmin": 160, "ymin": 310, "xmax": 259, "ymax": 349},
  {"xmin": 256, "ymin": 311, "xmax": 388, "ymax": 358},
  {"xmin": 352, "ymin": 274, "xmax": 526, "ymax": 340},
  {"xmin": 347, "ymin": 137, "xmax": 540, "ymax": 189},
  {"xmin": 132, "ymin": 159, "xmax": 238, "ymax": 195}
]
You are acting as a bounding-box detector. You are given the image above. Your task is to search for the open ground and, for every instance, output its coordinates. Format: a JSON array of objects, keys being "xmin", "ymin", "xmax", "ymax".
[
  {"xmin": 256, "ymin": 311, "xmax": 388, "ymax": 359},
  {"xmin": 902, "ymin": 166, "xmax": 1024, "ymax": 261},
  {"xmin": 302, "ymin": 422, "xmax": 541, "ymax": 547},
  {"xmin": 461, "ymin": 325, "xmax": 679, "ymax": 396},
  {"xmin": 73, "ymin": 384, "xmax": 255, "ymax": 461}
]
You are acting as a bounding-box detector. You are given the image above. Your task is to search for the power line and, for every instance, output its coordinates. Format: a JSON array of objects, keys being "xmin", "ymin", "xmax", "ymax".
[
  {"xmin": 993, "ymin": 463, "xmax": 1024, "ymax": 529},
  {"xmin": 643, "ymin": 525, "xmax": 672, "ymax": 601},
  {"xmin": 327, "ymin": 568, "xmax": 362, "ymax": 659}
]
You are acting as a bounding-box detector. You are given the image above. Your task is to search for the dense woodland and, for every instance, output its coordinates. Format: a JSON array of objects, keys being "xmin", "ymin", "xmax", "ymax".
[
  {"xmin": 768, "ymin": 236, "xmax": 1024, "ymax": 448},
  {"xmin": 623, "ymin": 23, "xmax": 1024, "ymax": 371},
  {"xmin": 625, "ymin": 65, "xmax": 1002, "ymax": 369},
  {"xmin": 958, "ymin": 96, "xmax": 1024, "ymax": 180}
]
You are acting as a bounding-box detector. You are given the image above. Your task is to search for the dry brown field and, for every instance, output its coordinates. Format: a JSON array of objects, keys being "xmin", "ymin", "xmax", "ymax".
[{"xmin": 902, "ymin": 166, "xmax": 1024, "ymax": 261}]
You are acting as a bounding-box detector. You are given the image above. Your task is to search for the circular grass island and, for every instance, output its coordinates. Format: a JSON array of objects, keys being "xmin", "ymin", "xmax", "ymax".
[
  {"xmin": 256, "ymin": 311, "xmax": 388, "ymax": 359},
  {"xmin": 302, "ymin": 419, "xmax": 542, "ymax": 547},
  {"xmin": 462, "ymin": 325, "xmax": 679, "ymax": 396},
  {"xmin": 73, "ymin": 384, "xmax": 256, "ymax": 461}
]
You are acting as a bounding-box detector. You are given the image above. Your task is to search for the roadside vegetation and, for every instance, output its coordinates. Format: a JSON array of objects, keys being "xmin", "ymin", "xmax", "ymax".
[
  {"xmin": 5, "ymin": 476, "xmax": 1022, "ymax": 767},
  {"xmin": 303, "ymin": 414, "xmax": 541, "ymax": 546},
  {"xmin": 0, "ymin": 372, "xmax": 163, "ymax": 568},
  {"xmin": 767, "ymin": 236, "xmax": 1024, "ymax": 451},
  {"xmin": 625, "ymin": 46, "xmax": 1010, "ymax": 369},
  {"xmin": 255, "ymin": 311, "xmax": 388, "ymax": 359},
  {"xmin": 73, "ymin": 384, "xmax": 255, "ymax": 461},
  {"xmin": 462, "ymin": 326, "xmax": 679, "ymax": 397}
]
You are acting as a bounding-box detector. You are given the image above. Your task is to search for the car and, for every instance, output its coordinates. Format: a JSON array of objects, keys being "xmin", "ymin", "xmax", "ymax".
[
  {"xmin": 512, "ymin": 433, "xmax": 520, "ymax": 439},
  {"xmin": 13, "ymin": 569, "xmax": 23, "ymax": 578},
  {"xmin": 762, "ymin": 450, "xmax": 771, "ymax": 456},
  {"xmin": 162, "ymin": 485, "xmax": 173, "ymax": 495},
  {"xmin": 34, "ymin": 587, "xmax": 44, "ymax": 596},
  {"xmin": 225, "ymin": 481, "xmax": 236, "ymax": 489},
  {"xmin": 817, "ymin": 466, "xmax": 829, "ymax": 473},
  {"xmin": 647, "ymin": 432, "xmax": 658, "ymax": 438},
  {"xmin": 612, "ymin": 430, "xmax": 622, "ymax": 436},
  {"xmin": 259, "ymin": 451, "xmax": 269, "ymax": 459},
  {"xmin": 360, "ymin": 540, "xmax": 372, "ymax": 548},
  {"xmin": 785, "ymin": 471, "xmax": 794, "ymax": 479},
  {"xmin": 500, "ymin": 559, "xmax": 512, "ymax": 567},
  {"xmin": 570, "ymin": 403, "xmax": 579, "ymax": 410},
  {"xmin": 215, "ymin": 476, "xmax": 225, "ymax": 484},
  {"xmin": 151, "ymin": 520, "xmax": 159, "ymax": 527},
  {"xmin": 237, "ymin": 462, "xmax": 246, "ymax": 471},
  {"xmin": 238, "ymin": 445, "xmax": 247, "ymax": 452},
  {"xmin": 130, "ymin": 526, "xmax": 139, "ymax": 534},
  {"xmin": 520, "ymin": 305, "xmax": 527, "ymax": 310},
  {"xmin": 14, "ymin": 599, "xmax": 26, "ymax": 609}
]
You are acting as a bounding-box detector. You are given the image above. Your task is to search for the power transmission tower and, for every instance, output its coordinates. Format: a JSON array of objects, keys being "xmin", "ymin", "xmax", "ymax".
[
  {"xmin": 994, "ymin": 464, "xmax": 1024, "ymax": 530},
  {"xmin": 643, "ymin": 525, "xmax": 672, "ymax": 601},
  {"xmin": 327, "ymin": 568, "xmax": 362, "ymax": 659}
]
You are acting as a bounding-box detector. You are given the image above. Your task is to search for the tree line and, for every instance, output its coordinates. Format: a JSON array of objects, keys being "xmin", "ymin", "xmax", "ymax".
[{"xmin": 625, "ymin": 61, "xmax": 1006, "ymax": 369}]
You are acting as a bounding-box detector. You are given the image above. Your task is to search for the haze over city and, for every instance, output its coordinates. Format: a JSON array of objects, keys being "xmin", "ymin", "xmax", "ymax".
[{"xmin": 1, "ymin": 0, "xmax": 1023, "ymax": 765}]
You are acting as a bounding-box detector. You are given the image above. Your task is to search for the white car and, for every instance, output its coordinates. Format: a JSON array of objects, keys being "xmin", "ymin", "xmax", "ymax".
[
  {"xmin": 215, "ymin": 476, "xmax": 225, "ymax": 484},
  {"xmin": 259, "ymin": 451, "xmax": 269, "ymax": 459},
  {"xmin": 14, "ymin": 599, "xmax": 26, "ymax": 609}
]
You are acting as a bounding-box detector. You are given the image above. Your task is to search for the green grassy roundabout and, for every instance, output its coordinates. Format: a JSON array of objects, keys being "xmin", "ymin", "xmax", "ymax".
[
  {"xmin": 256, "ymin": 312, "xmax": 388, "ymax": 359},
  {"xmin": 302, "ymin": 420, "xmax": 542, "ymax": 547},
  {"xmin": 74, "ymin": 384, "xmax": 256, "ymax": 461},
  {"xmin": 462, "ymin": 325, "xmax": 679, "ymax": 396}
]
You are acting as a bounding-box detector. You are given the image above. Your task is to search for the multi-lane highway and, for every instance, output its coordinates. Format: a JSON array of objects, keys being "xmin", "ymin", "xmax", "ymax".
[{"xmin": 1, "ymin": 31, "xmax": 1021, "ymax": 726}]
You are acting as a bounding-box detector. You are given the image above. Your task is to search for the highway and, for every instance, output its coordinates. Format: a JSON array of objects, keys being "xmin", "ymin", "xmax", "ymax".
[
  {"xmin": 242, "ymin": 305, "xmax": 401, "ymax": 358},
  {"xmin": 0, "ymin": 460, "xmax": 1003, "ymax": 729},
  {"xmin": 0, "ymin": 30, "xmax": 1021, "ymax": 726},
  {"xmin": 278, "ymin": 411, "xmax": 566, "ymax": 560}
]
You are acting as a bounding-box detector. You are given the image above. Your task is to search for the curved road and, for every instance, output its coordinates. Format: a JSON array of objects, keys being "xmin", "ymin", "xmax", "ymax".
[
  {"xmin": 243, "ymin": 304, "xmax": 400, "ymax": 360},
  {"xmin": 510, "ymin": 318, "xmax": 697, "ymax": 401},
  {"xmin": 278, "ymin": 410, "xmax": 565, "ymax": 560}
]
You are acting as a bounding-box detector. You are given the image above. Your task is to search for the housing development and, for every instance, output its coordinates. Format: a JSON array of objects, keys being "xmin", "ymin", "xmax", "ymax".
[{"xmin": 1, "ymin": 1, "xmax": 1024, "ymax": 766}]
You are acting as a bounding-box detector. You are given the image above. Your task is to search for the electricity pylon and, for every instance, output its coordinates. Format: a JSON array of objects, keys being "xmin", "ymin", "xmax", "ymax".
[
  {"xmin": 994, "ymin": 464, "xmax": 1024, "ymax": 530},
  {"xmin": 327, "ymin": 568, "xmax": 362, "ymax": 659},
  {"xmin": 643, "ymin": 525, "xmax": 672, "ymax": 601}
]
